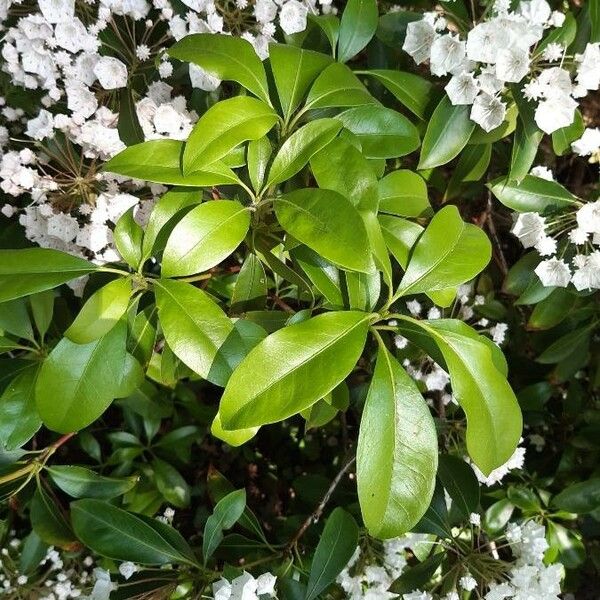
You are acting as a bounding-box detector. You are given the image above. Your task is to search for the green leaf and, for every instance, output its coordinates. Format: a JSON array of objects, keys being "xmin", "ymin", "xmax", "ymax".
[
  {"xmin": 162, "ymin": 200, "xmax": 250, "ymax": 277},
  {"xmin": 275, "ymin": 188, "xmax": 372, "ymax": 273},
  {"xmin": 445, "ymin": 144, "xmax": 492, "ymax": 200},
  {"xmin": 211, "ymin": 413, "xmax": 259, "ymax": 447},
  {"xmin": 104, "ymin": 140, "xmax": 238, "ymax": 186},
  {"xmin": 19, "ymin": 532, "xmax": 48, "ymax": 575},
  {"xmin": 536, "ymin": 325, "xmax": 593, "ymax": 364},
  {"xmin": 30, "ymin": 486, "xmax": 76, "ymax": 549},
  {"xmin": 219, "ymin": 311, "xmax": 370, "ymax": 429},
  {"xmin": 400, "ymin": 318, "xmax": 522, "ymax": 474},
  {"xmin": 305, "ymin": 508, "xmax": 358, "ymax": 600},
  {"xmin": 36, "ymin": 321, "xmax": 127, "ymax": 433},
  {"xmin": 247, "ymin": 137, "xmax": 272, "ymax": 193},
  {"xmin": 357, "ymin": 344, "xmax": 437, "ymax": 538},
  {"xmin": 395, "ymin": 205, "xmax": 491, "ymax": 297},
  {"xmin": 292, "ymin": 246, "xmax": 344, "ymax": 307},
  {"xmin": 379, "ymin": 169, "xmax": 430, "ymax": 217},
  {"xmin": 0, "ymin": 365, "xmax": 42, "ymax": 450},
  {"xmin": 266, "ymin": 118, "xmax": 342, "ymax": 188},
  {"xmin": 153, "ymin": 458, "xmax": 190, "ymax": 508},
  {"xmin": 203, "ymin": 489, "xmax": 246, "ymax": 564},
  {"xmin": 142, "ymin": 188, "xmax": 201, "ymax": 262},
  {"xmin": 311, "ymin": 137, "xmax": 378, "ymax": 213},
  {"xmin": 269, "ymin": 44, "xmax": 332, "ymax": 118},
  {"xmin": 114, "ymin": 208, "xmax": 143, "ymax": 269},
  {"xmin": 0, "ymin": 249, "xmax": 96, "ymax": 303},
  {"xmin": 527, "ymin": 288, "xmax": 576, "ymax": 330},
  {"xmin": 231, "ymin": 254, "xmax": 267, "ymax": 312},
  {"xmin": 305, "ymin": 62, "xmax": 377, "ymax": 110},
  {"xmin": 183, "ymin": 97, "xmax": 278, "ymax": 173},
  {"xmin": 357, "ymin": 69, "xmax": 433, "ymax": 119},
  {"xmin": 335, "ymin": 105, "xmax": 420, "ymax": 159},
  {"xmin": 48, "ymin": 466, "xmax": 138, "ymax": 499},
  {"xmin": 345, "ymin": 270, "xmax": 381, "ymax": 311},
  {"xmin": 71, "ymin": 499, "xmax": 197, "ymax": 565},
  {"xmin": 437, "ymin": 455, "xmax": 480, "ymax": 522},
  {"xmin": 337, "ymin": 0, "xmax": 378, "ymax": 63},
  {"xmin": 484, "ymin": 499, "xmax": 514, "ymax": 534},
  {"xmin": 379, "ymin": 215, "xmax": 423, "ymax": 268},
  {"xmin": 65, "ymin": 278, "xmax": 132, "ymax": 344},
  {"xmin": 552, "ymin": 109, "xmax": 584, "ymax": 156},
  {"xmin": 0, "ymin": 298, "xmax": 34, "ymax": 341},
  {"xmin": 29, "ymin": 290, "xmax": 55, "ymax": 340},
  {"xmin": 308, "ymin": 14, "xmax": 340, "ymax": 52},
  {"xmin": 509, "ymin": 85, "xmax": 543, "ymax": 182},
  {"xmin": 488, "ymin": 175, "xmax": 578, "ymax": 212},
  {"xmin": 117, "ymin": 87, "xmax": 144, "ymax": 146},
  {"xmin": 591, "ymin": 0, "xmax": 600, "ymax": 42},
  {"xmin": 418, "ymin": 96, "xmax": 476, "ymax": 170},
  {"xmin": 389, "ymin": 553, "xmax": 445, "ymax": 594},
  {"xmin": 553, "ymin": 479, "xmax": 600, "ymax": 513},
  {"xmin": 301, "ymin": 399, "xmax": 338, "ymax": 429},
  {"xmin": 168, "ymin": 33, "xmax": 270, "ymax": 104},
  {"xmin": 154, "ymin": 279, "xmax": 234, "ymax": 380}
]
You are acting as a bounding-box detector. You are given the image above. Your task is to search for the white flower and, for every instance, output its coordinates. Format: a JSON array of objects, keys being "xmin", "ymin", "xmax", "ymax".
[
  {"xmin": 279, "ymin": 0, "xmax": 308, "ymax": 35},
  {"xmin": 572, "ymin": 128, "xmax": 600, "ymax": 157},
  {"xmin": 472, "ymin": 444, "xmax": 526, "ymax": 485},
  {"xmin": 135, "ymin": 44, "xmax": 151, "ymax": 61},
  {"xmin": 54, "ymin": 18, "xmax": 89, "ymax": 53},
  {"xmin": 466, "ymin": 22, "xmax": 509, "ymax": 64},
  {"xmin": 403, "ymin": 20, "xmax": 438, "ymax": 65},
  {"xmin": 550, "ymin": 11, "xmax": 566, "ymax": 27},
  {"xmin": 470, "ymin": 93, "xmax": 506, "ymax": 132},
  {"xmin": 254, "ymin": 0, "xmax": 278, "ymax": 23},
  {"xmin": 406, "ymin": 299, "xmax": 421, "ymax": 316},
  {"xmin": 569, "ymin": 227, "xmax": 588, "ymax": 245},
  {"xmin": 575, "ymin": 43, "xmax": 600, "ymax": 91},
  {"xmin": 537, "ymin": 67, "xmax": 573, "ymax": 99},
  {"xmin": 256, "ymin": 572, "xmax": 277, "ymax": 595},
  {"xmin": 118, "ymin": 561, "xmax": 138, "ymax": 580},
  {"xmin": 530, "ymin": 165, "xmax": 553, "ymax": 180},
  {"xmin": 576, "ymin": 200, "xmax": 600, "ymax": 234},
  {"xmin": 534, "ymin": 96, "xmax": 577, "ymax": 134},
  {"xmin": 460, "ymin": 574, "xmax": 477, "ymax": 591},
  {"xmin": 429, "ymin": 34, "xmax": 465, "ymax": 77},
  {"xmin": 535, "ymin": 258, "xmax": 571, "ymax": 287},
  {"xmin": 158, "ymin": 61, "xmax": 173, "ymax": 78},
  {"xmin": 542, "ymin": 42, "xmax": 564, "ymax": 62},
  {"xmin": 66, "ymin": 84, "xmax": 98, "ymax": 118},
  {"xmin": 38, "ymin": 0, "xmax": 75, "ymax": 22},
  {"xmin": 469, "ymin": 512, "xmax": 481, "ymax": 526},
  {"xmin": 534, "ymin": 235, "xmax": 557, "ymax": 256},
  {"xmin": 93, "ymin": 56, "xmax": 128, "ymax": 89},
  {"xmin": 189, "ymin": 64, "xmax": 221, "ymax": 91},
  {"xmin": 495, "ymin": 47, "xmax": 530, "ymax": 83},
  {"xmin": 445, "ymin": 72, "xmax": 479, "ymax": 105},
  {"xmin": 212, "ymin": 578, "xmax": 232, "ymax": 600},
  {"xmin": 518, "ymin": 0, "xmax": 551, "ymax": 25},
  {"xmin": 394, "ymin": 334, "xmax": 408, "ymax": 349},
  {"xmin": 491, "ymin": 322, "xmax": 508, "ymax": 345},
  {"xmin": 26, "ymin": 109, "xmax": 54, "ymax": 140}
]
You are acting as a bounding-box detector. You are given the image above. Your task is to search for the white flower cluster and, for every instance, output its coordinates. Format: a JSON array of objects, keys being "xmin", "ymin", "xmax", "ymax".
[
  {"xmin": 402, "ymin": 0, "xmax": 599, "ymax": 134},
  {"xmin": 572, "ymin": 127, "xmax": 600, "ymax": 162},
  {"xmin": 212, "ymin": 571, "xmax": 277, "ymax": 600},
  {"xmin": 511, "ymin": 181, "xmax": 600, "ymax": 290},
  {"xmin": 469, "ymin": 441, "xmax": 526, "ymax": 486}
]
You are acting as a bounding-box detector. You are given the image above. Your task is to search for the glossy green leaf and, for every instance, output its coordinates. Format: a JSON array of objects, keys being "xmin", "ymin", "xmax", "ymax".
[
  {"xmin": 379, "ymin": 215, "xmax": 423, "ymax": 268},
  {"xmin": 71, "ymin": 499, "xmax": 197, "ymax": 565},
  {"xmin": 592, "ymin": 0, "xmax": 600, "ymax": 42},
  {"xmin": 168, "ymin": 33, "xmax": 270, "ymax": 104},
  {"xmin": 395, "ymin": 205, "xmax": 491, "ymax": 297},
  {"xmin": 231, "ymin": 254, "xmax": 267, "ymax": 312},
  {"xmin": 104, "ymin": 140, "xmax": 238, "ymax": 186},
  {"xmin": 301, "ymin": 398, "xmax": 338, "ymax": 430},
  {"xmin": 275, "ymin": 188, "xmax": 372, "ymax": 273},
  {"xmin": 219, "ymin": 311, "xmax": 370, "ymax": 429},
  {"xmin": 183, "ymin": 97, "xmax": 277, "ymax": 173},
  {"xmin": 445, "ymin": 144, "xmax": 492, "ymax": 200},
  {"xmin": 36, "ymin": 321, "xmax": 127, "ymax": 433},
  {"xmin": 0, "ymin": 365, "xmax": 41, "ymax": 450},
  {"xmin": 66, "ymin": 278, "xmax": 132, "ymax": 344},
  {"xmin": 211, "ymin": 413, "xmax": 259, "ymax": 447},
  {"xmin": 162, "ymin": 200, "xmax": 250, "ymax": 277},
  {"xmin": 488, "ymin": 175, "xmax": 578, "ymax": 212},
  {"xmin": 117, "ymin": 87, "xmax": 144, "ymax": 146},
  {"xmin": 311, "ymin": 137, "xmax": 378, "ymax": 213},
  {"xmin": 337, "ymin": 0, "xmax": 378, "ymax": 63},
  {"xmin": 0, "ymin": 248, "xmax": 96, "ymax": 303},
  {"xmin": 552, "ymin": 110, "xmax": 584, "ymax": 156},
  {"xmin": 536, "ymin": 325, "xmax": 593, "ymax": 364},
  {"xmin": 379, "ymin": 170, "xmax": 430, "ymax": 217},
  {"xmin": 335, "ymin": 105, "xmax": 420, "ymax": 159},
  {"xmin": 247, "ymin": 137, "xmax": 272, "ymax": 193},
  {"xmin": 358, "ymin": 69, "xmax": 433, "ymax": 119},
  {"xmin": 305, "ymin": 62, "xmax": 376, "ymax": 110},
  {"xmin": 203, "ymin": 489, "xmax": 246, "ymax": 564},
  {"xmin": 114, "ymin": 208, "xmax": 143, "ymax": 269},
  {"xmin": 0, "ymin": 298, "xmax": 34, "ymax": 342},
  {"xmin": 305, "ymin": 508, "xmax": 358, "ymax": 600},
  {"xmin": 510, "ymin": 85, "xmax": 543, "ymax": 182},
  {"xmin": 153, "ymin": 458, "xmax": 190, "ymax": 508},
  {"xmin": 154, "ymin": 279, "xmax": 233, "ymax": 380},
  {"xmin": 345, "ymin": 270, "xmax": 381, "ymax": 311},
  {"xmin": 437, "ymin": 455, "xmax": 479, "ymax": 522},
  {"xmin": 30, "ymin": 486, "xmax": 76, "ymax": 549},
  {"xmin": 553, "ymin": 479, "xmax": 600, "ymax": 513},
  {"xmin": 527, "ymin": 288, "xmax": 576, "ymax": 330},
  {"xmin": 48, "ymin": 466, "xmax": 138, "ymax": 499},
  {"xmin": 357, "ymin": 344, "xmax": 437, "ymax": 537},
  {"xmin": 418, "ymin": 96, "xmax": 476, "ymax": 170},
  {"xmin": 292, "ymin": 246, "xmax": 344, "ymax": 307},
  {"xmin": 269, "ymin": 44, "xmax": 332, "ymax": 118},
  {"xmin": 308, "ymin": 14, "xmax": 340, "ymax": 53},
  {"xmin": 30, "ymin": 290, "xmax": 55, "ymax": 340},
  {"xmin": 266, "ymin": 118, "xmax": 342, "ymax": 187}
]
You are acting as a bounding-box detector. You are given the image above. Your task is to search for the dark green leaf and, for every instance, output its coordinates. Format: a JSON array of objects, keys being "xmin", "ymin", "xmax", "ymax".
[
  {"xmin": 48, "ymin": 466, "xmax": 138, "ymax": 499},
  {"xmin": 203, "ymin": 489, "xmax": 246, "ymax": 564},
  {"xmin": 337, "ymin": 0, "xmax": 378, "ymax": 63}
]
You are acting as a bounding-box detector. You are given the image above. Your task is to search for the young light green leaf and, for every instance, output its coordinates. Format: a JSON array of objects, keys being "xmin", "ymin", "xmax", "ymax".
[
  {"xmin": 114, "ymin": 208, "xmax": 143, "ymax": 269},
  {"xmin": 168, "ymin": 34, "xmax": 271, "ymax": 104},
  {"xmin": 29, "ymin": 290, "xmax": 55, "ymax": 340},
  {"xmin": 247, "ymin": 137, "xmax": 272, "ymax": 193},
  {"xmin": 357, "ymin": 344, "xmax": 437, "ymax": 538},
  {"xmin": 275, "ymin": 188, "xmax": 372, "ymax": 273},
  {"xmin": 488, "ymin": 175, "xmax": 578, "ymax": 212},
  {"xmin": 395, "ymin": 205, "xmax": 491, "ymax": 298},
  {"xmin": 305, "ymin": 508, "xmax": 359, "ymax": 600},
  {"xmin": 183, "ymin": 97, "xmax": 278, "ymax": 174},
  {"xmin": 379, "ymin": 169, "xmax": 430, "ymax": 217},
  {"xmin": 211, "ymin": 413, "xmax": 259, "ymax": 447},
  {"xmin": 231, "ymin": 254, "xmax": 267, "ymax": 312},
  {"xmin": 154, "ymin": 279, "xmax": 234, "ymax": 380},
  {"xmin": 292, "ymin": 246, "xmax": 344, "ymax": 307},
  {"xmin": 418, "ymin": 96, "xmax": 476, "ymax": 170},
  {"xmin": 71, "ymin": 499, "xmax": 197, "ymax": 565},
  {"xmin": 47, "ymin": 466, "xmax": 138, "ymax": 499},
  {"xmin": 0, "ymin": 248, "xmax": 96, "ymax": 303},
  {"xmin": 378, "ymin": 215, "xmax": 422, "ymax": 268},
  {"xmin": 337, "ymin": 0, "xmax": 378, "ymax": 63},
  {"xmin": 266, "ymin": 118, "xmax": 342, "ymax": 188},
  {"xmin": 104, "ymin": 140, "xmax": 238, "ymax": 186},
  {"xmin": 345, "ymin": 270, "xmax": 381, "ymax": 311},
  {"xmin": 269, "ymin": 44, "xmax": 332, "ymax": 118},
  {"xmin": 36, "ymin": 321, "xmax": 127, "ymax": 433},
  {"xmin": 304, "ymin": 62, "xmax": 377, "ymax": 110},
  {"xmin": 162, "ymin": 200, "xmax": 250, "ymax": 277},
  {"xmin": 357, "ymin": 69, "xmax": 433, "ymax": 119},
  {"xmin": 335, "ymin": 105, "xmax": 420, "ymax": 159},
  {"xmin": 65, "ymin": 278, "xmax": 132, "ymax": 344},
  {"xmin": 203, "ymin": 489, "xmax": 246, "ymax": 564},
  {"xmin": 219, "ymin": 311, "xmax": 370, "ymax": 429}
]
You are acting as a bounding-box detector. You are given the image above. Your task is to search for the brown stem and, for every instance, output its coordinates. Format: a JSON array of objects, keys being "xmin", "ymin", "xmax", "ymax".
[{"xmin": 485, "ymin": 194, "xmax": 509, "ymax": 276}]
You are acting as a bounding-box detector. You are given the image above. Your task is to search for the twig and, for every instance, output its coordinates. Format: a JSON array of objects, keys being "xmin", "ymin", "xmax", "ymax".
[
  {"xmin": 286, "ymin": 455, "xmax": 356, "ymax": 551},
  {"xmin": 485, "ymin": 193, "xmax": 509, "ymax": 276}
]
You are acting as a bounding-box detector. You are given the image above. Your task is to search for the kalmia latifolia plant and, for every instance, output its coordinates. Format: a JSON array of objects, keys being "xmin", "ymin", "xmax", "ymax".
[{"xmin": 0, "ymin": 0, "xmax": 598, "ymax": 598}]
